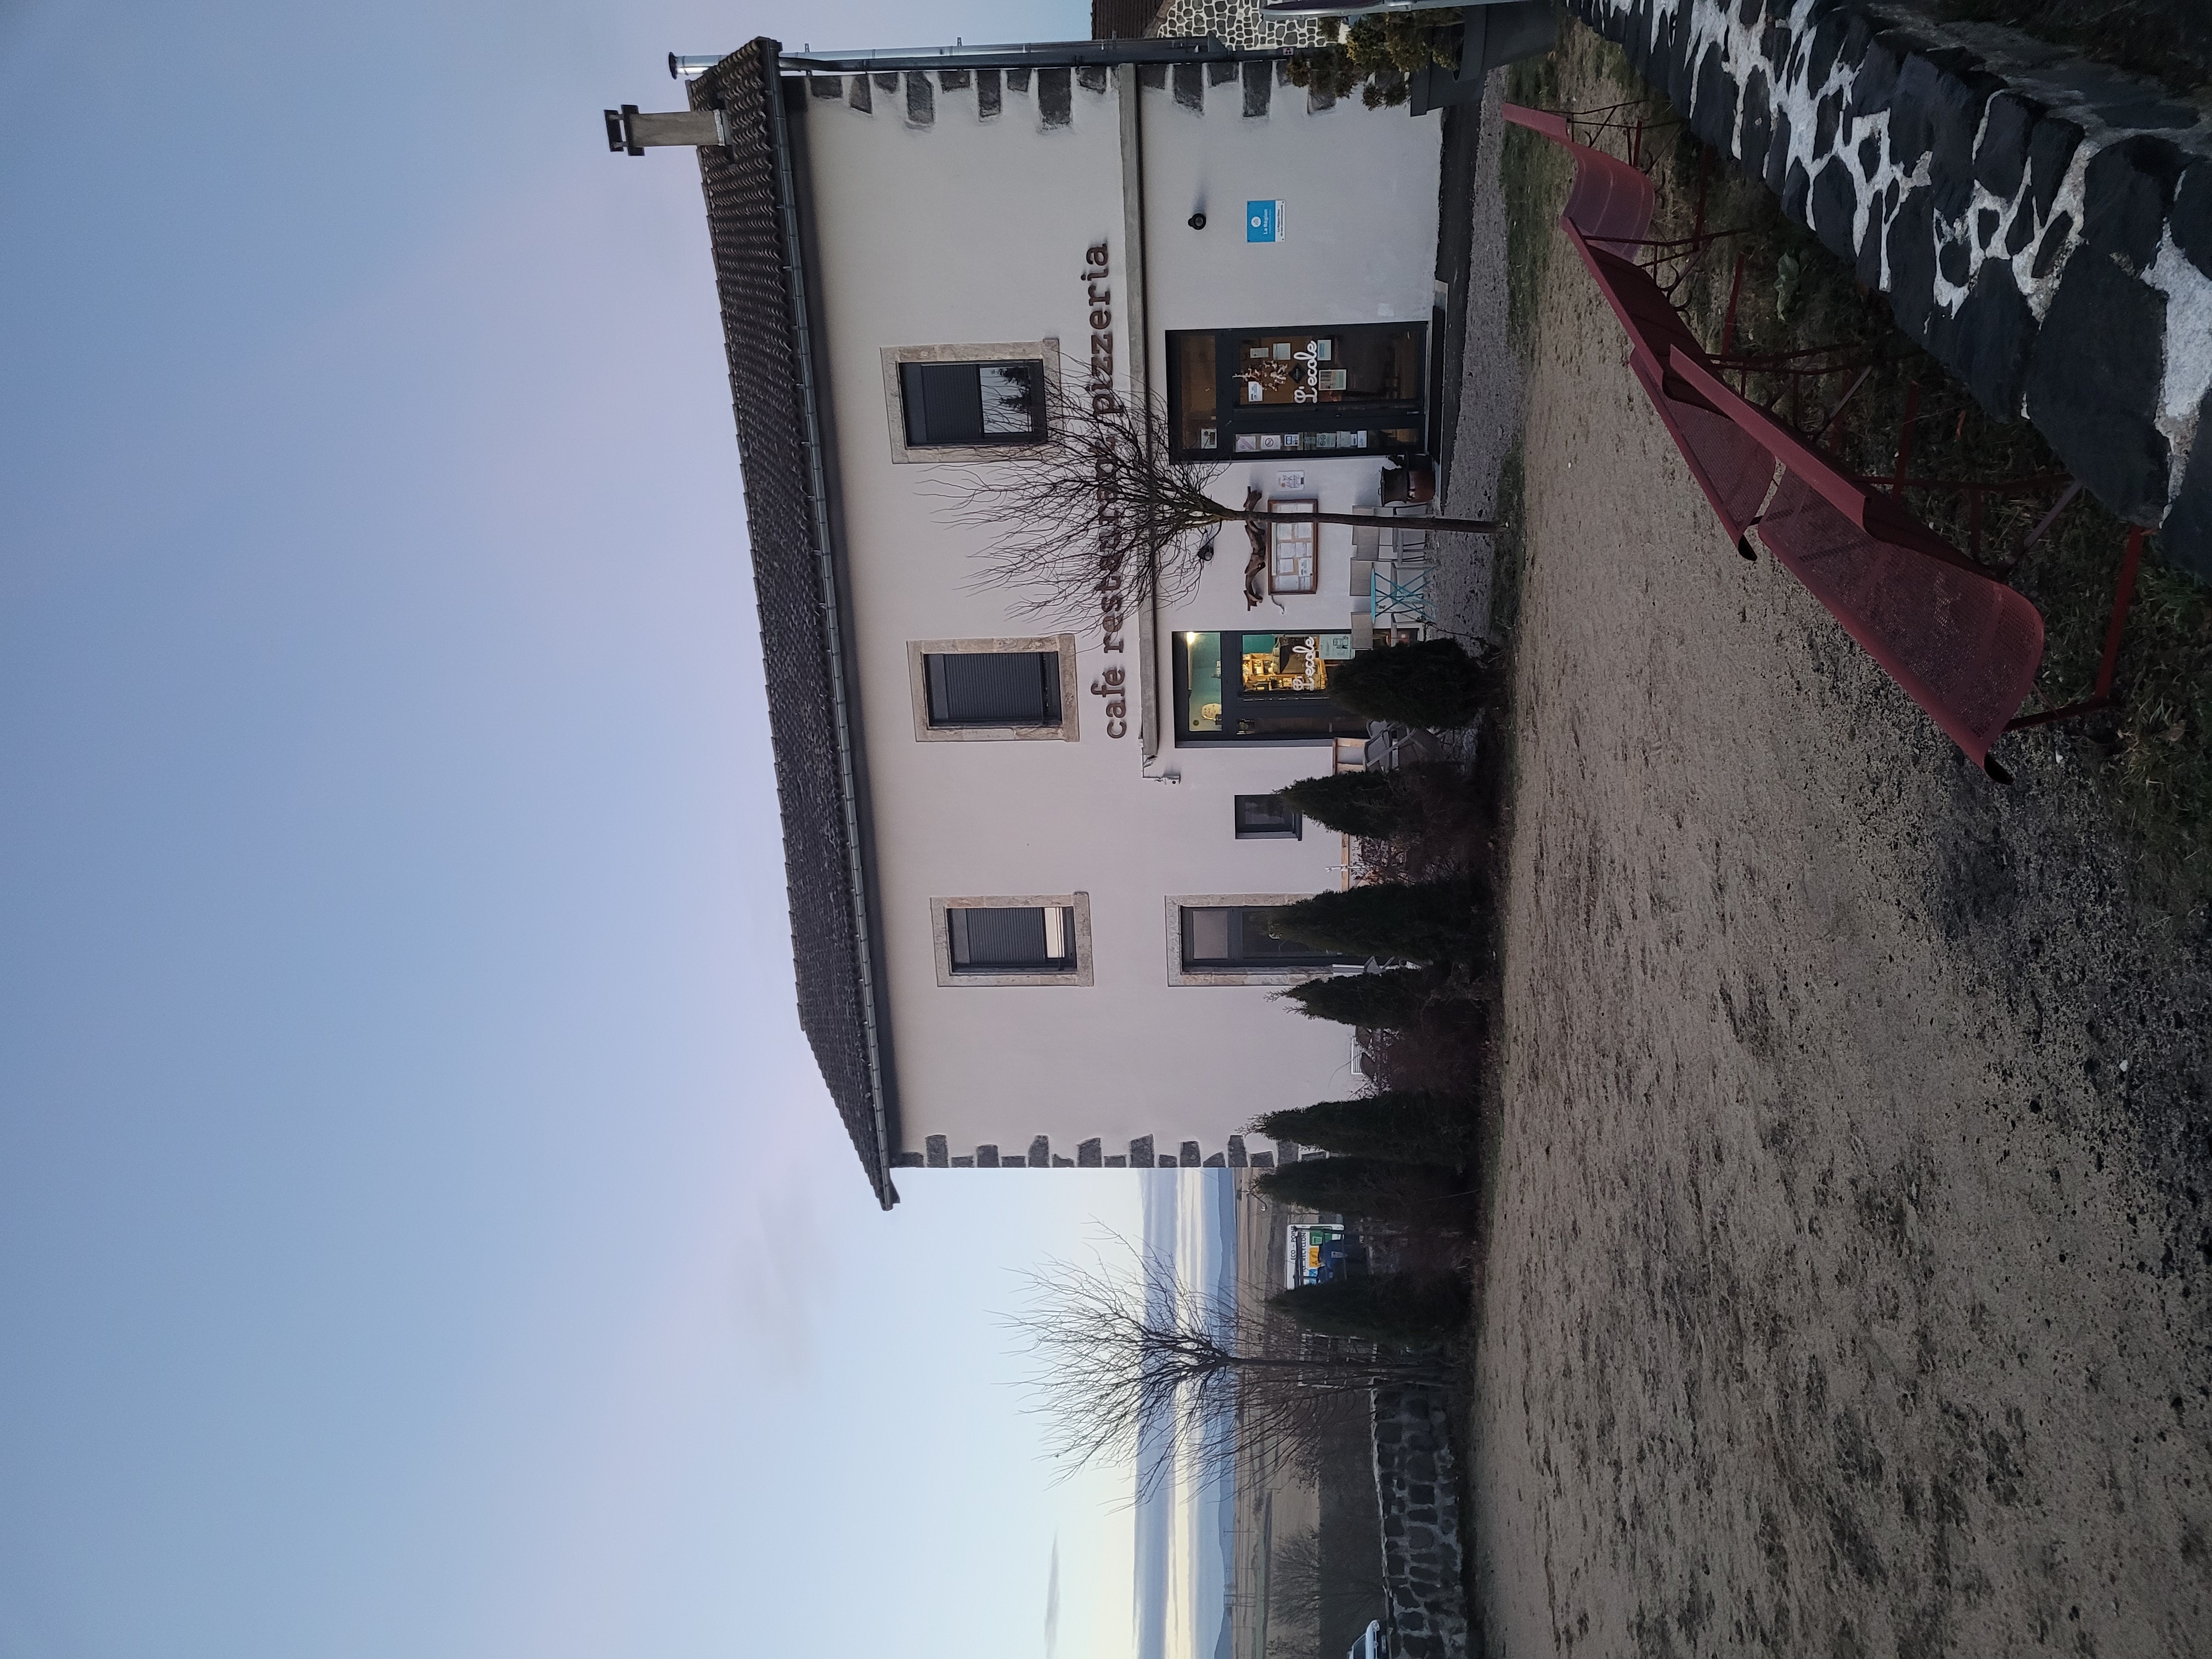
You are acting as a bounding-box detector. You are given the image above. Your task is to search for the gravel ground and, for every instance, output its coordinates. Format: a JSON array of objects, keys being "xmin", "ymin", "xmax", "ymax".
[
  {"xmin": 1455, "ymin": 83, "xmax": 2212, "ymax": 1659},
  {"xmin": 1431, "ymin": 83, "xmax": 1517, "ymax": 650}
]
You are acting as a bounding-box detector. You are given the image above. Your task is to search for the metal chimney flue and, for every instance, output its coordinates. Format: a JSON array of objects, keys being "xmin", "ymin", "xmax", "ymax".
[
  {"xmin": 603, "ymin": 103, "xmax": 732, "ymax": 155},
  {"xmin": 668, "ymin": 54, "xmax": 724, "ymax": 80}
]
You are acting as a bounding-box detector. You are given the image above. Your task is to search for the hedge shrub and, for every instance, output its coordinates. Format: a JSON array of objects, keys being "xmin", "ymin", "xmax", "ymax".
[
  {"xmin": 1279, "ymin": 967, "xmax": 1440, "ymax": 1028},
  {"xmin": 1276, "ymin": 771, "xmax": 1403, "ymax": 839},
  {"xmin": 1254, "ymin": 1155, "xmax": 1473, "ymax": 1228},
  {"xmin": 1326, "ymin": 637, "xmax": 1495, "ymax": 729},
  {"xmin": 1271, "ymin": 1272, "xmax": 1468, "ymax": 1343},
  {"xmin": 1251, "ymin": 1090, "xmax": 1474, "ymax": 1165},
  {"xmin": 1267, "ymin": 878, "xmax": 1483, "ymax": 963}
]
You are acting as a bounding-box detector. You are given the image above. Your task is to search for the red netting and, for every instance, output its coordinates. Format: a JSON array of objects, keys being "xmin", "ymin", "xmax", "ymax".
[
  {"xmin": 1501, "ymin": 104, "xmax": 1654, "ymax": 245},
  {"xmin": 1514, "ymin": 100, "xmax": 2047, "ymax": 768},
  {"xmin": 1630, "ymin": 357, "xmax": 1776, "ymax": 540},
  {"xmin": 1755, "ymin": 473, "xmax": 2045, "ymax": 762},
  {"xmin": 1564, "ymin": 146, "xmax": 1655, "ymax": 246}
]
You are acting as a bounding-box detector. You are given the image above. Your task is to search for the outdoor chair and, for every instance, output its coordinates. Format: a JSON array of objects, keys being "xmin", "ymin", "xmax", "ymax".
[
  {"xmin": 1372, "ymin": 560, "xmax": 1437, "ymax": 629},
  {"xmin": 1380, "ymin": 462, "xmax": 1436, "ymax": 507}
]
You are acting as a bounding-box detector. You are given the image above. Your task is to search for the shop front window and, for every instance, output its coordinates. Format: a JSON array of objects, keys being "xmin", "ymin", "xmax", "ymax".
[
  {"xmin": 1169, "ymin": 324, "xmax": 1426, "ymax": 462},
  {"xmin": 1176, "ymin": 631, "xmax": 1365, "ymax": 743}
]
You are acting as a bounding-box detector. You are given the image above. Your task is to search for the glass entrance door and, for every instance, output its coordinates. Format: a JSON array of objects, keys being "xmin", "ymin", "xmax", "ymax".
[
  {"xmin": 1175, "ymin": 631, "xmax": 1367, "ymax": 744},
  {"xmin": 1169, "ymin": 323, "xmax": 1427, "ymax": 461}
]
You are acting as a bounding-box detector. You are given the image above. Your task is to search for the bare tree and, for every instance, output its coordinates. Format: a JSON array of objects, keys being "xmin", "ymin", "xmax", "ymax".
[
  {"xmin": 1009, "ymin": 1243, "xmax": 1448, "ymax": 1498},
  {"xmin": 1268, "ymin": 1522, "xmax": 1385, "ymax": 1645},
  {"xmin": 929, "ymin": 368, "xmax": 1501, "ymax": 628}
]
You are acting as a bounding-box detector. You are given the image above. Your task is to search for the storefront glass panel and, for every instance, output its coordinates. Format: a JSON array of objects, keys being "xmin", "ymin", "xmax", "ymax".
[
  {"xmin": 1166, "ymin": 324, "xmax": 1427, "ymax": 462},
  {"xmin": 1176, "ymin": 332, "xmax": 1217, "ymax": 454},
  {"xmin": 1175, "ymin": 631, "xmax": 1365, "ymax": 744}
]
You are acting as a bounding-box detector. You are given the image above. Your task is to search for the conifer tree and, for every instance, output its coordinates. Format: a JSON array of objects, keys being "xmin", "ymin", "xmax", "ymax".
[
  {"xmin": 1276, "ymin": 770, "xmax": 1403, "ymax": 839},
  {"xmin": 1280, "ymin": 967, "xmax": 1439, "ymax": 1028},
  {"xmin": 1251, "ymin": 1090, "xmax": 1474, "ymax": 1165},
  {"xmin": 1267, "ymin": 878, "xmax": 1483, "ymax": 964},
  {"xmin": 1254, "ymin": 1155, "xmax": 1473, "ymax": 1229},
  {"xmin": 1271, "ymin": 1273, "xmax": 1468, "ymax": 1344},
  {"xmin": 1325, "ymin": 637, "xmax": 1497, "ymax": 729}
]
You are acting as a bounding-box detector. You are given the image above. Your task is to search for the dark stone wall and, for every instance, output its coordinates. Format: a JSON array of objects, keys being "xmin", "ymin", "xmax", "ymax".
[
  {"xmin": 1569, "ymin": 0, "xmax": 2212, "ymax": 581},
  {"xmin": 1373, "ymin": 1385, "xmax": 1469, "ymax": 1659}
]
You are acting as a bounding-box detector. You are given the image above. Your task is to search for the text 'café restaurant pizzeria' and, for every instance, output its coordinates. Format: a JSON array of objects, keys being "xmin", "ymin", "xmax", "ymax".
[{"xmin": 610, "ymin": 35, "xmax": 1459, "ymax": 1202}]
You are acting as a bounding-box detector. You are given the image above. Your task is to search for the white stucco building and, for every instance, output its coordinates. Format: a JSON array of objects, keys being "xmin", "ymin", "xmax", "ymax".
[{"xmin": 608, "ymin": 36, "xmax": 1449, "ymax": 1204}]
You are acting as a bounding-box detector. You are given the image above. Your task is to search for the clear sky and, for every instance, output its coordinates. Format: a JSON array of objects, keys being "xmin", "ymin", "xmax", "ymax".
[{"xmin": 0, "ymin": 3, "xmax": 1213, "ymax": 1657}]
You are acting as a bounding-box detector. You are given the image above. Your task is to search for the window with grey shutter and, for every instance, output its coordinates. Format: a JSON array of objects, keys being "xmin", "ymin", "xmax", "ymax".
[
  {"xmin": 900, "ymin": 360, "xmax": 1046, "ymax": 447},
  {"xmin": 925, "ymin": 650, "xmax": 1063, "ymax": 728},
  {"xmin": 949, "ymin": 905, "xmax": 1076, "ymax": 974}
]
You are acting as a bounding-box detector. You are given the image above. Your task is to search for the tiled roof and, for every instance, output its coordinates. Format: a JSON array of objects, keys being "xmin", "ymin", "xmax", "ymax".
[{"xmin": 687, "ymin": 41, "xmax": 899, "ymax": 1207}]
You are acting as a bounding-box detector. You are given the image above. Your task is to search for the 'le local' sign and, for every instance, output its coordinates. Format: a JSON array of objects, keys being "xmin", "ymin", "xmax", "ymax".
[{"xmin": 1246, "ymin": 200, "xmax": 1286, "ymax": 243}]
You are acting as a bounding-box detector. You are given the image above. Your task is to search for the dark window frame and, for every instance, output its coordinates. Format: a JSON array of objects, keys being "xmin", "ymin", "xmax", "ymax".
[
  {"xmin": 923, "ymin": 648, "xmax": 1064, "ymax": 730},
  {"xmin": 933, "ymin": 893, "xmax": 1093, "ymax": 988},
  {"xmin": 948, "ymin": 904, "xmax": 1078, "ymax": 976},
  {"xmin": 898, "ymin": 358, "xmax": 1047, "ymax": 450},
  {"xmin": 1233, "ymin": 794, "xmax": 1304, "ymax": 839}
]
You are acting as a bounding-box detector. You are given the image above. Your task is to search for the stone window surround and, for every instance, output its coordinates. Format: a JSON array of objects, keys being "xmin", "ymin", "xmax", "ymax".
[
  {"xmin": 906, "ymin": 635, "xmax": 1082, "ymax": 743},
  {"xmin": 1164, "ymin": 893, "xmax": 1348, "ymax": 986},
  {"xmin": 930, "ymin": 892, "xmax": 1094, "ymax": 988},
  {"xmin": 880, "ymin": 339, "xmax": 1060, "ymax": 465}
]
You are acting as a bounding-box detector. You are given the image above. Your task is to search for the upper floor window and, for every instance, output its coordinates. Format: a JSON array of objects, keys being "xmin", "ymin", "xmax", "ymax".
[
  {"xmin": 907, "ymin": 637, "xmax": 1079, "ymax": 743},
  {"xmin": 900, "ymin": 360, "xmax": 1046, "ymax": 448},
  {"xmin": 880, "ymin": 341, "xmax": 1058, "ymax": 464}
]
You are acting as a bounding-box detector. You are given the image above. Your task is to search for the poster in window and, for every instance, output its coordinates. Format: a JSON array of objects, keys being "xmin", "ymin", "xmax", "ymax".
[{"xmin": 1267, "ymin": 498, "xmax": 1318, "ymax": 595}]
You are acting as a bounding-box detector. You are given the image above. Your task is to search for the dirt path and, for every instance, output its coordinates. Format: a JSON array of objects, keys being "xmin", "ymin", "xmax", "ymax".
[{"xmin": 1464, "ymin": 151, "xmax": 2212, "ymax": 1658}]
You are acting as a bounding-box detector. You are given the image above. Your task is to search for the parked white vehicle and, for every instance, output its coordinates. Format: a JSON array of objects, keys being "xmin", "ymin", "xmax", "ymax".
[{"xmin": 1348, "ymin": 1620, "xmax": 1386, "ymax": 1659}]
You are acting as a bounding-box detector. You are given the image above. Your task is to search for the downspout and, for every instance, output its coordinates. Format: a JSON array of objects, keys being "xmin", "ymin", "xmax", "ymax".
[{"xmin": 765, "ymin": 64, "xmax": 898, "ymax": 1209}]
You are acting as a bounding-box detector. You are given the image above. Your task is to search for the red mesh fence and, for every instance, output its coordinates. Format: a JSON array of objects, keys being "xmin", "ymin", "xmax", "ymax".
[
  {"xmin": 1629, "ymin": 357, "xmax": 1777, "ymax": 541},
  {"xmin": 1502, "ymin": 104, "xmax": 1654, "ymax": 245},
  {"xmin": 1753, "ymin": 473, "xmax": 2044, "ymax": 762},
  {"xmin": 1500, "ymin": 101, "xmax": 2049, "ymax": 766}
]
